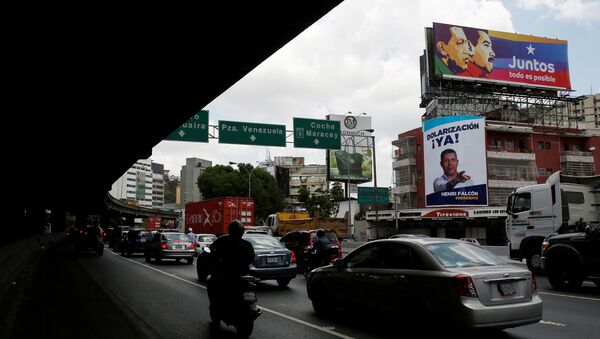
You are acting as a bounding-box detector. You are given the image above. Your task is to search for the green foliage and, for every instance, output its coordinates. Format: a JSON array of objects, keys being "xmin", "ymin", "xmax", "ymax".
[
  {"xmin": 330, "ymin": 182, "xmax": 344, "ymax": 201},
  {"xmin": 297, "ymin": 186, "xmax": 310, "ymax": 204},
  {"xmin": 197, "ymin": 164, "xmax": 284, "ymax": 223}
]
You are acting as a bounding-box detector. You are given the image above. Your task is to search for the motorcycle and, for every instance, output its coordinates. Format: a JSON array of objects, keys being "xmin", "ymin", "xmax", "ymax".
[
  {"xmin": 207, "ymin": 274, "xmax": 262, "ymax": 338},
  {"xmin": 302, "ymin": 245, "xmax": 340, "ymax": 278}
]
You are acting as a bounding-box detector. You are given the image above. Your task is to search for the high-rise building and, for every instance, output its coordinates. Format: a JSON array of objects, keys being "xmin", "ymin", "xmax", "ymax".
[
  {"xmin": 109, "ymin": 159, "xmax": 154, "ymax": 208},
  {"xmin": 180, "ymin": 157, "xmax": 212, "ymax": 204}
]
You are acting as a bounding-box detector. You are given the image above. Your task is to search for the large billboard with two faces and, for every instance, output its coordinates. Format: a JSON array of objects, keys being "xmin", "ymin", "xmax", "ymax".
[
  {"xmin": 430, "ymin": 22, "xmax": 571, "ymax": 90},
  {"xmin": 423, "ymin": 116, "xmax": 488, "ymax": 207}
]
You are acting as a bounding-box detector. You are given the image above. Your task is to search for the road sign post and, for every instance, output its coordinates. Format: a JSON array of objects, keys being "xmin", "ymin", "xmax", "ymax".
[
  {"xmin": 165, "ymin": 110, "xmax": 209, "ymax": 142},
  {"xmin": 218, "ymin": 120, "xmax": 286, "ymax": 147},
  {"xmin": 293, "ymin": 118, "xmax": 341, "ymax": 149}
]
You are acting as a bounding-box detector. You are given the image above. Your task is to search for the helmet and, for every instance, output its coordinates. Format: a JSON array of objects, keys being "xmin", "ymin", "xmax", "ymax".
[
  {"xmin": 188, "ymin": 227, "xmax": 193, "ymax": 232},
  {"xmin": 228, "ymin": 220, "xmax": 245, "ymax": 239},
  {"xmin": 316, "ymin": 229, "xmax": 325, "ymax": 237}
]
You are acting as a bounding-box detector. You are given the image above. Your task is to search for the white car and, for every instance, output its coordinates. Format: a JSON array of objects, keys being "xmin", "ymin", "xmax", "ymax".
[{"xmin": 195, "ymin": 233, "xmax": 217, "ymax": 255}]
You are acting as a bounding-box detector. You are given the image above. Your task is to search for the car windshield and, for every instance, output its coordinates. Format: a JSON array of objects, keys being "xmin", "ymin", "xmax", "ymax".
[
  {"xmin": 425, "ymin": 242, "xmax": 507, "ymax": 268},
  {"xmin": 311, "ymin": 232, "xmax": 338, "ymax": 243},
  {"xmin": 164, "ymin": 233, "xmax": 190, "ymax": 241},
  {"xmin": 245, "ymin": 236, "xmax": 284, "ymax": 250}
]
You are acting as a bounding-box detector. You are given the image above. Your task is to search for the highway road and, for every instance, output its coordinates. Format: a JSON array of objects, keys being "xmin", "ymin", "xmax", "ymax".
[{"xmin": 7, "ymin": 241, "xmax": 600, "ymax": 338}]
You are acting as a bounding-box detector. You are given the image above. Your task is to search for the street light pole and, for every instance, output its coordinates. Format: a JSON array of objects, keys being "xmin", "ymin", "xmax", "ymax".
[
  {"xmin": 229, "ymin": 162, "xmax": 257, "ymax": 198},
  {"xmin": 371, "ymin": 134, "xmax": 379, "ymax": 239}
]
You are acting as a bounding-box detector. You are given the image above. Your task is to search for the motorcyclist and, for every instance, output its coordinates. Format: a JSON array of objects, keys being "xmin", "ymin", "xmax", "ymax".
[
  {"xmin": 311, "ymin": 229, "xmax": 332, "ymax": 264},
  {"xmin": 209, "ymin": 220, "xmax": 255, "ymax": 277}
]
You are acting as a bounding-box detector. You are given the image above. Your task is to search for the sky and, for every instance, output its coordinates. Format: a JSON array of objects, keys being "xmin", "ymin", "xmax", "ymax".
[{"xmin": 151, "ymin": 0, "xmax": 599, "ymax": 189}]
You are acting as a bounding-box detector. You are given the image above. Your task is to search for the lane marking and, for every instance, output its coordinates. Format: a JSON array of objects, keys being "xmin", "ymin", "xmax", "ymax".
[
  {"xmin": 108, "ymin": 250, "xmax": 354, "ymax": 338},
  {"xmin": 539, "ymin": 320, "xmax": 566, "ymax": 327},
  {"xmin": 539, "ymin": 291, "xmax": 600, "ymax": 302}
]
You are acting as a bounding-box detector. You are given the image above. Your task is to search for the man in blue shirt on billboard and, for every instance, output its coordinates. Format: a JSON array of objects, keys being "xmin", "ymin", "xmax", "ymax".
[{"xmin": 433, "ymin": 149, "xmax": 473, "ymax": 192}]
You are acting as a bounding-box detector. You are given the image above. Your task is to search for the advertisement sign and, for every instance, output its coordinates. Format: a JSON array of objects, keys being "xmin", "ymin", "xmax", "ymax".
[
  {"xmin": 327, "ymin": 114, "xmax": 373, "ymax": 183},
  {"xmin": 431, "ymin": 22, "xmax": 571, "ymax": 90},
  {"xmin": 423, "ymin": 116, "xmax": 488, "ymax": 207}
]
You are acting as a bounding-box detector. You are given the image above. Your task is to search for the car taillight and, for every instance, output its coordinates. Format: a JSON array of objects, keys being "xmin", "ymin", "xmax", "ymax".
[
  {"xmin": 531, "ymin": 273, "xmax": 538, "ymax": 292},
  {"xmin": 454, "ymin": 274, "xmax": 478, "ymax": 298},
  {"xmin": 190, "ymin": 242, "xmax": 195, "ymax": 249},
  {"xmin": 290, "ymin": 251, "xmax": 296, "ymax": 263},
  {"xmin": 161, "ymin": 243, "xmax": 167, "ymax": 249}
]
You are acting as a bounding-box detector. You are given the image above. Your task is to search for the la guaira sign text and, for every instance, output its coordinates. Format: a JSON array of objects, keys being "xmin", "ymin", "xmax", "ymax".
[{"xmin": 166, "ymin": 110, "xmax": 209, "ymax": 142}]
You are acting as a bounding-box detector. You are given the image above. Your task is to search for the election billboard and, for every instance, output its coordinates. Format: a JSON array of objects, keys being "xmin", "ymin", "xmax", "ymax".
[
  {"xmin": 429, "ymin": 22, "xmax": 571, "ymax": 90},
  {"xmin": 423, "ymin": 116, "xmax": 488, "ymax": 207},
  {"xmin": 326, "ymin": 114, "xmax": 373, "ymax": 183}
]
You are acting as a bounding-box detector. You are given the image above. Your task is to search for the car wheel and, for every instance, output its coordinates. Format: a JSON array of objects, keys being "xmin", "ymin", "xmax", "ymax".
[
  {"xmin": 546, "ymin": 251, "xmax": 584, "ymax": 291},
  {"xmin": 310, "ymin": 283, "xmax": 331, "ymax": 315},
  {"xmin": 145, "ymin": 253, "xmax": 151, "ymax": 262},
  {"xmin": 235, "ymin": 319, "xmax": 253, "ymax": 338},
  {"xmin": 276, "ymin": 278, "xmax": 291, "ymax": 287},
  {"xmin": 526, "ymin": 250, "xmax": 544, "ymax": 275}
]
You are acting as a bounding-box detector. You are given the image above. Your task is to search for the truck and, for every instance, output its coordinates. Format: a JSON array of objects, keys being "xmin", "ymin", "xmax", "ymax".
[
  {"xmin": 506, "ymin": 171, "xmax": 600, "ymax": 274},
  {"xmin": 541, "ymin": 223, "xmax": 600, "ymax": 291},
  {"xmin": 265, "ymin": 212, "xmax": 348, "ymax": 238},
  {"xmin": 185, "ymin": 197, "xmax": 254, "ymax": 236}
]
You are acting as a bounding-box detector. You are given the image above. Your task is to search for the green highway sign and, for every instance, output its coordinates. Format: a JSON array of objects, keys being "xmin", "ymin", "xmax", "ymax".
[
  {"xmin": 293, "ymin": 118, "xmax": 341, "ymax": 149},
  {"xmin": 218, "ymin": 120, "xmax": 286, "ymax": 147},
  {"xmin": 165, "ymin": 110, "xmax": 209, "ymax": 142},
  {"xmin": 358, "ymin": 187, "xmax": 389, "ymax": 204}
]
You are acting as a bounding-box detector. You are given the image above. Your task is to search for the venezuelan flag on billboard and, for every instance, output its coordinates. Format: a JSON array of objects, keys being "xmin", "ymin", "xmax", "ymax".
[{"xmin": 431, "ymin": 22, "xmax": 571, "ymax": 90}]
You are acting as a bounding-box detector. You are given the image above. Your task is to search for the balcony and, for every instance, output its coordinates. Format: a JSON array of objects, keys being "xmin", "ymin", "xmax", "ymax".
[
  {"xmin": 392, "ymin": 185, "xmax": 417, "ymax": 195},
  {"xmin": 393, "ymin": 157, "xmax": 416, "ymax": 169},
  {"xmin": 487, "ymin": 147, "xmax": 536, "ymax": 161},
  {"xmin": 560, "ymin": 151, "xmax": 594, "ymax": 163}
]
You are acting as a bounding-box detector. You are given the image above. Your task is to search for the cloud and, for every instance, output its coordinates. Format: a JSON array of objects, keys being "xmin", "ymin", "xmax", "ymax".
[
  {"xmin": 152, "ymin": 0, "xmax": 515, "ymax": 188},
  {"xmin": 515, "ymin": 0, "xmax": 600, "ymax": 25}
]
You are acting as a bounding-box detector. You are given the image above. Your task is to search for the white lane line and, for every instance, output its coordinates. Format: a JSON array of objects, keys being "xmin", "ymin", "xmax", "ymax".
[
  {"xmin": 539, "ymin": 320, "xmax": 566, "ymax": 327},
  {"xmin": 539, "ymin": 291, "xmax": 600, "ymax": 302},
  {"xmin": 109, "ymin": 250, "xmax": 354, "ymax": 339}
]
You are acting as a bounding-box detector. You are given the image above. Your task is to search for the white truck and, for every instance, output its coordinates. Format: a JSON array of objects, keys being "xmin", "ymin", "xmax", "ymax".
[{"xmin": 506, "ymin": 171, "xmax": 600, "ymax": 274}]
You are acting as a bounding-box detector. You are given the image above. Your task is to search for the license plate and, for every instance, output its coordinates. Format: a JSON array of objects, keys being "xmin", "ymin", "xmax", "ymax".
[
  {"xmin": 266, "ymin": 256, "xmax": 278, "ymax": 264},
  {"xmin": 498, "ymin": 282, "xmax": 517, "ymax": 296}
]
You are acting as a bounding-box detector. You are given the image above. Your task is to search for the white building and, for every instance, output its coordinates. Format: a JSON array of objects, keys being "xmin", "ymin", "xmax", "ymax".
[{"xmin": 109, "ymin": 159, "xmax": 154, "ymax": 208}]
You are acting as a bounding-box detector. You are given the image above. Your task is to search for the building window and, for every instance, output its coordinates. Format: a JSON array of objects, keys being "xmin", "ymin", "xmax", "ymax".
[
  {"xmin": 547, "ymin": 169, "xmax": 552, "ymax": 176},
  {"xmin": 539, "ymin": 168, "xmax": 547, "ymax": 177},
  {"xmin": 573, "ymin": 144, "xmax": 581, "ymax": 151},
  {"xmin": 537, "ymin": 141, "xmax": 544, "ymax": 150},
  {"xmin": 505, "ymin": 140, "xmax": 514, "ymax": 151},
  {"xmin": 545, "ymin": 141, "xmax": 551, "ymax": 149},
  {"xmin": 564, "ymin": 144, "xmax": 569, "ymax": 151}
]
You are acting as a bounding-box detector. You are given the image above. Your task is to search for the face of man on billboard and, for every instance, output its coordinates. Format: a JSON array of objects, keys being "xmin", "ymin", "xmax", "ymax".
[
  {"xmin": 473, "ymin": 30, "xmax": 495, "ymax": 73},
  {"xmin": 436, "ymin": 26, "xmax": 473, "ymax": 73},
  {"xmin": 441, "ymin": 150, "xmax": 459, "ymax": 178}
]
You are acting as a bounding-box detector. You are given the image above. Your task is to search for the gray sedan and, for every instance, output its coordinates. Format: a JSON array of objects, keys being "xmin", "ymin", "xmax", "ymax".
[{"xmin": 307, "ymin": 237, "xmax": 542, "ymax": 331}]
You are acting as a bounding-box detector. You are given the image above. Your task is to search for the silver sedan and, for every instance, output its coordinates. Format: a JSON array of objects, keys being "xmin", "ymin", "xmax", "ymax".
[{"xmin": 306, "ymin": 237, "xmax": 542, "ymax": 331}]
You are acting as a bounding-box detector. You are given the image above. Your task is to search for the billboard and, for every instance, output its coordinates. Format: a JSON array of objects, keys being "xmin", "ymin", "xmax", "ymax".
[
  {"xmin": 327, "ymin": 114, "xmax": 373, "ymax": 183},
  {"xmin": 423, "ymin": 116, "xmax": 488, "ymax": 207},
  {"xmin": 430, "ymin": 22, "xmax": 571, "ymax": 90}
]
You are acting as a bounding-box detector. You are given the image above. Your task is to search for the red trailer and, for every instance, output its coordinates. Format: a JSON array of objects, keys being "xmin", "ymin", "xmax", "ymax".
[{"xmin": 185, "ymin": 197, "xmax": 254, "ymax": 236}]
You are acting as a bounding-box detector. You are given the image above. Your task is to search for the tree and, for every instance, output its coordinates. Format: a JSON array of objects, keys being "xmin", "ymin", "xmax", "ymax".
[
  {"xmin": 197, "ymin": 164, "xmax": 284, "ymax": 223},
  {"xmin": 330, "ymin": 182, "xmax": 344, "ymax": 201},
  {"xmin": 297, "ymin": 186, "xmax": 310, "ymax": 205}
]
